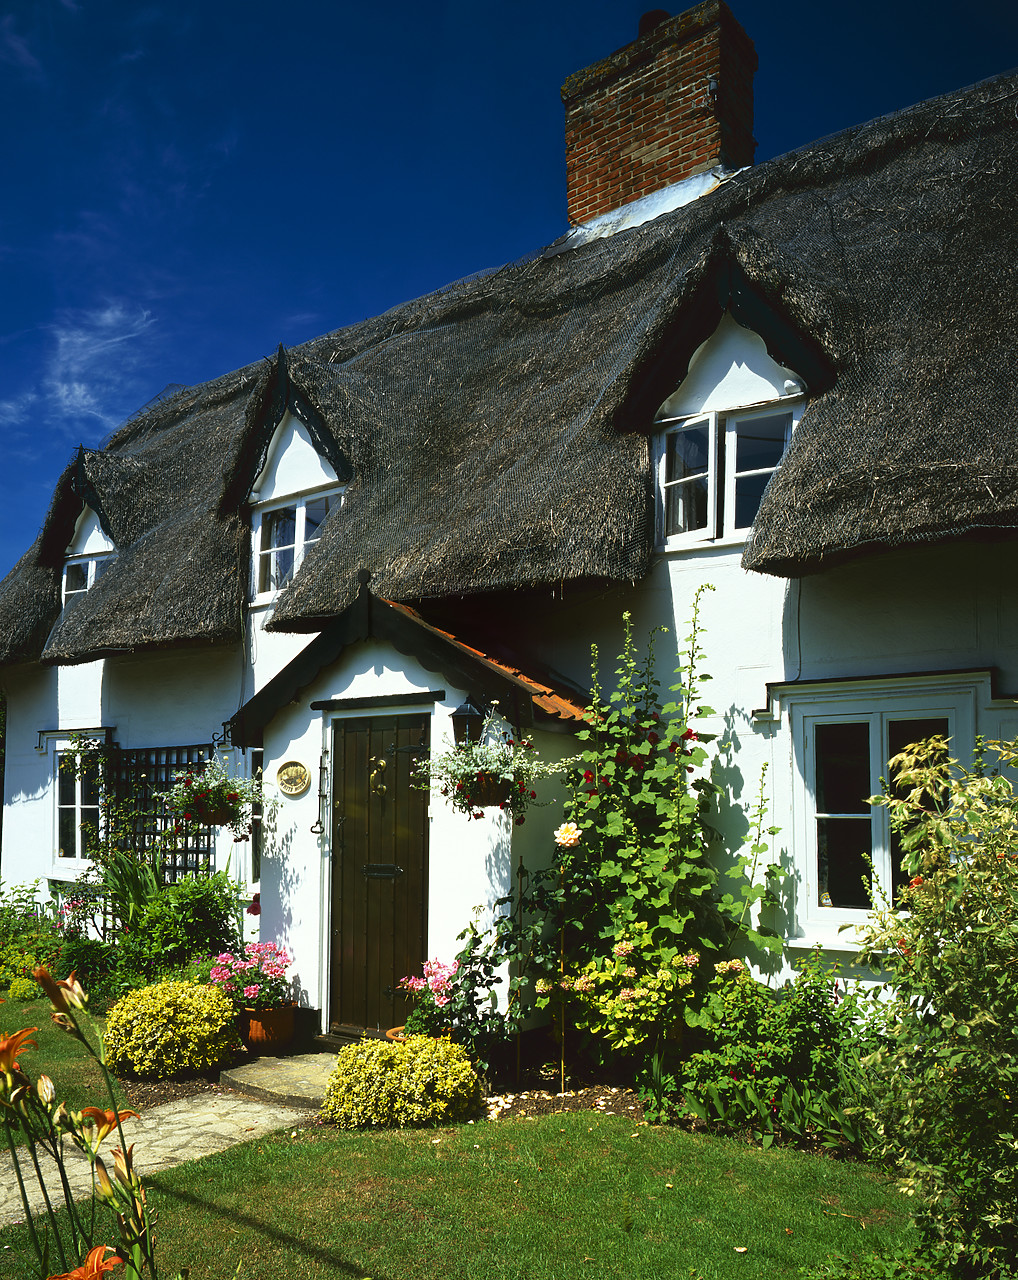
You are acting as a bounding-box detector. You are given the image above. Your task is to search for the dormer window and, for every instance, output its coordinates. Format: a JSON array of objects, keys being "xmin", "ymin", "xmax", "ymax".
[
  {"xmin": 653, "ymin": 313, "xmax": 805, "ymax": 548},
  {"xmin": 249, "ymin": 410, "xmax": 344, "ymax": 603},
  {"xmin": 254, "ymin": 488, "xmax": 341, "ymax": 595},
  {"xmin": 657, "ymin": 406, "xmax": 798, "ymax": 541},
  {"xmin": 62, "ymin": 506, "xmax": 116, "ymax": 608},
  {"xmin": 62, "ymin": 554, "xmax": 113, "ymax": 606}
]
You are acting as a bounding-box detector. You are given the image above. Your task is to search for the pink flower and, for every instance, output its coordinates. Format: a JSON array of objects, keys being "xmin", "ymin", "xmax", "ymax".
[{"xmin": 244, "ymin": 985, "xmax": 260, "ymax": 999}]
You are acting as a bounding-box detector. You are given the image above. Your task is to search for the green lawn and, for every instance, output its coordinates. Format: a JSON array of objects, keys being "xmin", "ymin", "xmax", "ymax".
[
  {"xmin": 0, "ymin": 997, "xmax": 131, "ymax": 1147},
  {"xmin": 1, "ymin": 1109, "xmax": 914, "ymax": 1280}
]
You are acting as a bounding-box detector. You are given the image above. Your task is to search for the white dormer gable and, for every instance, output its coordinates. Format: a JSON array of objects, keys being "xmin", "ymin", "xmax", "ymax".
[
  {"xmin": 250, "ymin": 411, "xmax": 339, "ymax": 503},
  {"xmin": 67, "ymin": 507, "xmax": 115, "ymax": 558},
  {"xmin": 654, "ymin": 313, "xmax": 804, "ymax": 548},
  {"xmin": 249, "ymin": 411, "xmax": 345, "ymax": 604},
  {"xmin": 658, "ymin": 312, "xmax": 804, "ymax": 419},
  {"xmin": 62, "ymin": 506, "xmax": 116, "ymax": 607}
]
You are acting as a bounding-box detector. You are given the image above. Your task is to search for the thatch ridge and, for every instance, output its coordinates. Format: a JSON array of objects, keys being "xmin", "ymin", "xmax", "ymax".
[{"xmin": 1, "ymin": 69, "xmax": 1016, "ymax": 663}]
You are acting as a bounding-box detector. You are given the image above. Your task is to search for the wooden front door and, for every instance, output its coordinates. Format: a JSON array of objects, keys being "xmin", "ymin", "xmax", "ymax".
[{"xmin": 329, "ymin": 714, "xmax": 429, "ymax": 1032}]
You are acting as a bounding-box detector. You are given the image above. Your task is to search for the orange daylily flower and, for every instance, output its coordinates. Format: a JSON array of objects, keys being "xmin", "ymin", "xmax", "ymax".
[
  {"xmin": 34, "ymin": 967, "xmax": 88, "ymax": 1013},
  {"xmin": 46, "ymin": 1243, "xmax": 125, "ymax": 1278},
  {"xmin": 0, "ymin": 1026, "xmax": 38, "ymax": 1074},
  {"xmin": 79, "ymin": 1108, "xmax": 139, "ymax": 1150}
]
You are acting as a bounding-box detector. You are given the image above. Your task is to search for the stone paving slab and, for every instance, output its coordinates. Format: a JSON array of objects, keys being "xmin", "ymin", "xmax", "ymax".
[
  {"xmin": 220, "ymin": 1051, "xmax": 337, "ymax": 1108},
  {"xmin": 1, "ymin": 1092, "xmax": 312, "ymax": 1228}
]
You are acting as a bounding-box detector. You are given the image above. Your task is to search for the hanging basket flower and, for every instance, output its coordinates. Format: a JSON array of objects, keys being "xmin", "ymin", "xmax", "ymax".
[
  {"xmin": 164, "ymin": 754, "xmax": 265, "ymax": 839},
  {"xmin": 412, "ymin": 706, "xmax": 573, "ymax": 823}
]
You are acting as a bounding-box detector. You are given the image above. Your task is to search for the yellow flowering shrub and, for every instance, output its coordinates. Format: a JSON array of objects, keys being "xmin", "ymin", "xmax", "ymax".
[
  {"xmin": 320, "ymin": 1034, "xmax": 483, "ymax": 1128},
  {"xmin": 104, "ymin": 980, "xmax": 241, "ymax": 1079}
]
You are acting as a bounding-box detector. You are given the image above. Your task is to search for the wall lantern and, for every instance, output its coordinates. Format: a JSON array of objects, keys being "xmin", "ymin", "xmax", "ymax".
[{"xmin": 451, "ymin": 698, "xmax": 485, "ymax": 746}]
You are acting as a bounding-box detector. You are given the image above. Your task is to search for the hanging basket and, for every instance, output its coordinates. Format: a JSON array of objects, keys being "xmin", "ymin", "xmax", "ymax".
[
  {"xmin": 194, "ymin": 802, "xmax": 236, "ymax": 827},
  {"xmin": 467, "ymin": 772, "xmax": 513, "ymax": 808},
  {"xmin": 239, "ymin": 1004, "xmax": 295, "ymax": 1052}
]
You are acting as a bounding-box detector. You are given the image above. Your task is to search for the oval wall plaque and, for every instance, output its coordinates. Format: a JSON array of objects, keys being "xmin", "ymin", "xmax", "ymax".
[{"xmin": 276, "ymin": 760, "xmax": 311, "ymax": 796}]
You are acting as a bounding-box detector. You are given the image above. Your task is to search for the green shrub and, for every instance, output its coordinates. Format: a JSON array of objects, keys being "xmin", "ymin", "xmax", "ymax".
[
  {"xmin": 678, "ymin": 952, "xmax": 868, "ymax": 1149},
  {"xmin": 320, "ymin": 1035, "xmax": 483, "ymax": 1129},
  {"xmin": 58, "ymin": 935, "xmax": 117, "ymax": 993},
  {"xmin": 6, "ymin": 975, "xmax": 43, "ymax": 1001},
  {"xmin": 114, "ymin": 872, "xmax": 240, "ymax": 979},
  {"xmin": 103, "ymin": 980, "xmax": 241, "ymax": 1079},
  {"xmin": 857, "ymin": 735, "xmax": 1018, "ymax": 1279}
]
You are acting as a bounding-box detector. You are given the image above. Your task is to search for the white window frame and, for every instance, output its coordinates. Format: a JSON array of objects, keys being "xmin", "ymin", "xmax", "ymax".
[
  {"xmin": 783, "ymin": 674, "xmax": 983, "ymax": 946},
  {"xmin": 655, "ymin": 399, "xmax": 801, "ymax": 549},
  {"xmin": 61, "ymin": 552, "xmax": 114, "ymax": 607},
  {"xmin": 250, "ymin": 483, "xmax": 343, "ymax": 604},
  {"xmin": 52, "ymin": 742, "xmax": 103, "ymax": 868}
]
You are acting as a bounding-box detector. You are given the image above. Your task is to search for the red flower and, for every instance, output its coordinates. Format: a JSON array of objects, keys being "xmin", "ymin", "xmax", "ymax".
[
  {"xmin": 246, "ymin": 893, "xmax": 261, "ymax": 916},
  {"xmin": 682, "ymin": 728, "xmax": 698, "ymax": 742},
  {"xmin": 515, "ymin": 816, "xmax": 526, "ymax": 826},
  {"xmin": 647, "ymin": 732, "xmax": 659, "ymax": 745},
  {"xmin": 584, "ymin": 770, "xmax": 595, "ymax": 783},
  {"xmin": 226, "ymin": 792, "xmax": 239, "ymax": 803},
  {"xmin": 529, "ymin": 790, "xmax": 536, "ymax": 799}
]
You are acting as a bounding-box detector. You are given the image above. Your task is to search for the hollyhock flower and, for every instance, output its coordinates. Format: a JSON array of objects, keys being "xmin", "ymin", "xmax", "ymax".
[
  {"xmin": 246, "ymin": 892, "xmax": 261, "ymax": 916},
  {"xmin": 554, "ymin": 822, "xmax": 581, "ymax": 847}
]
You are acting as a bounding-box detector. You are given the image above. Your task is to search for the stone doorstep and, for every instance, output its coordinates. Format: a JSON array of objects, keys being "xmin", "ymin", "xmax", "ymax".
[{"xmin": 219, "ymin": 1051, "xmax": 338, "ymax": 1110}]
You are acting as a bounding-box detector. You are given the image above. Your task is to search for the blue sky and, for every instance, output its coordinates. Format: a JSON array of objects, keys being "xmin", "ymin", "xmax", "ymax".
[{"xmin": 1, "ymin": 0, "xmax": 1016, "ymax": 579}]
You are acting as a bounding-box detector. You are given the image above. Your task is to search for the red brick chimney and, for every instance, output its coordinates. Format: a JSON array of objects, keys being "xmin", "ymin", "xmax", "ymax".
[{"xmin": 561, "ymin": 2, "xmax": 757, "ymax": 226}]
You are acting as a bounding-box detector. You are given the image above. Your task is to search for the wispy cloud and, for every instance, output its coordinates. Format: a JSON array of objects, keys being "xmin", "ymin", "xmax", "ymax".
[
  {"xmin": 1, "ymin": 303, "xmax": 158, "ymax": 452},
  {"xmin": 0, "ymin": 13, "xmax": 41, "ymax": 74}
]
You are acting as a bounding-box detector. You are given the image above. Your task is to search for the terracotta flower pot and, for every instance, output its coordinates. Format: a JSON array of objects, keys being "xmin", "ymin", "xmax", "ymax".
[
  {"xmin": 240, "ymin": 1004, "xmax": 295, "ymax": 1052},
  {"xmin": 385, "ymin": 1025, "xmax": 407, "ymax": 1041}
]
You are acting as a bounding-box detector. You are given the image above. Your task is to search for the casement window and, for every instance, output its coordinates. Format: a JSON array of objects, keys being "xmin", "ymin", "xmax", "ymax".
[
  {"xmin": 61, "ymin": 553, "xmax": 113, "ymax": 607},
  {"xmin": 56, "ymin": 750, "xmax": 101, "ymax": 861},
  {"xmin": 784, "ymin": 676, "xmax": 983, "ymax": 941},
  {"xmin": 655, "ymin": 403, "xmax": 800, "ymax": 545},
  {"xmin": 251, "ymin": 487, "xmax": 342, "ymax": 600}
]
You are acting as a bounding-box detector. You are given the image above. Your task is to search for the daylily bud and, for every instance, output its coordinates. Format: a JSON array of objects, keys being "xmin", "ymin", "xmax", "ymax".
[
  {"xmin": 94, "ymin": 1156, "xmax": 116, "ymax": 1200},
  {"xmin": 37, "ymin": 1074, "xmax": 55, "ymax": 1104}
]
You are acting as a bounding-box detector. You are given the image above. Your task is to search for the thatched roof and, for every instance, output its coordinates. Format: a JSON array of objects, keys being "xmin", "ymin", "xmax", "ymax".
[{"xmin": 2, "ymin": 69, "xmax": 1017, "ymax": 666}]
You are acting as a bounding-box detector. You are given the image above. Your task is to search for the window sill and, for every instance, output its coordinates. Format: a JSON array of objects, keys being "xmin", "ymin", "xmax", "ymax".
[
  {"xmin": 655, "ymin": 533, "xmax": 749, "ymax": 555},
  {"xmin": 785, "ymin": 923, "xmax": 869, "ymax": 953}
]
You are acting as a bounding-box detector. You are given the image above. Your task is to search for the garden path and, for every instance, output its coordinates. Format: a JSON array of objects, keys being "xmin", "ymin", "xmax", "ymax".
[{"xmin": 0, "ymin": 1052, "xmax": 337, "ymax": 1228}]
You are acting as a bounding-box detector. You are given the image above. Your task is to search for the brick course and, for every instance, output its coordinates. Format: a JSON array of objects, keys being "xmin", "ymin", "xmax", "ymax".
[{"xmin": 562, "ymin": 0, "xmax": 756, "ymax": 225}]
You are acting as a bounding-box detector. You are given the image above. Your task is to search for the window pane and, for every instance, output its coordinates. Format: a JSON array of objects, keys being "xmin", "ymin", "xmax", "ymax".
[
  {"xmin": 259, "ymin": 546, "xmax": 294, "ymax": 594},
  {"xmin": 733, "ymin": 472, "xmax": 771, "ymax": 529},
  {"xmin": 304, "ymin": 495, "xmax": 333, "ymax": 545},
  {"xmin": 81, "ymin": 761, "xmax": 101, "ymax": 808},
  {"xmin": 735, "ymin": 412, "xmax": 789, "ymax": 472},
  {"xmin": 79, "ymin": 807, "xmax": 100, "ymax": 855},
  {"xmin": 92, "ymin": 557, "xmax": 112, "ymax": 585},
  {"xmin": 64, "ymin": 563, "xmax": 87, "ymax": 594},
  {"xmin": 58, "ymin": 760, "xmax": 76, "ymax": 806},
  {"xmin": 815, "ymin": 721, "xmax": 871, "ymax": 814},
  {"xmin": 58, "ymin": 809, "xmax": 77, "ymax": 858},
  {"xmin": 818, "ymin": 817, "xmax": 872, "ymax": 908},
  {"xmin": 263, "ymin": 507, "xmax": 297, "ymax": 551},
  {"xmin": 666, "ymin": 425, "xmax": 709, "ymax": 482},
  {"xmin": 665, "ymin": 476, "xmax": 708, "ymax": 536}
]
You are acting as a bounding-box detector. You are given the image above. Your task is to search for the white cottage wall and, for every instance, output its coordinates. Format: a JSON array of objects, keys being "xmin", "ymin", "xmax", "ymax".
[
  {"xmin": 255, "ymin": 636, "xmax": 574, "ymax": 1019},
  {"xmin": 496, "ymin": 539, "xmax": 1018, "ymax": 982}
]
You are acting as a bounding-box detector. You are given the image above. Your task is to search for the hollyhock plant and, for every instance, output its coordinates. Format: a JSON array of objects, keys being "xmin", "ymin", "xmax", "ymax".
[{"xmin": 206, "ymin": 941, "xmax": 293, "ymax": 1011}]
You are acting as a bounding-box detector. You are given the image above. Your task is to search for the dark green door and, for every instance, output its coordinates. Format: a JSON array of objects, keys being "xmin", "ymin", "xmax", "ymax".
[{"xmin": 329, "ymin": 714, "xmax": 429, "ymax": 1032}]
